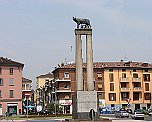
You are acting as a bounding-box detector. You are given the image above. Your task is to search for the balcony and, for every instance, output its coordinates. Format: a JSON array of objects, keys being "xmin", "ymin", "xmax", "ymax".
[
  {"xmin": 132, "ymin": 77, "xmax": 142, "ymax": 82},
  {"xmin": 55, "ymin": 79, "xmax": 71, "ymax": 82},
  {"xmin": 133, "ymin": 87, "xmax": 142, "ymax": 91},
  {"xmin": 120, "ymin": 78, "xmax": 129, "ymax": 82},
  {"xmin": 55, "ymin": 89, "xmax": 73, "ymax": 93},
  {"xmin": 22, "ymin": 88, "xmax": 32, "ymax": 92},
  {"xmin": 120, "ymin": 87, "xmax": 130, "ymax": 92}
]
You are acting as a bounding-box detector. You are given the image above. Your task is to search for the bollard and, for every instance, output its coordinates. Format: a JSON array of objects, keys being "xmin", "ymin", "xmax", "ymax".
[{"xmin": 89, "ymin": 109, "xmax": 95, "ymax": 120}]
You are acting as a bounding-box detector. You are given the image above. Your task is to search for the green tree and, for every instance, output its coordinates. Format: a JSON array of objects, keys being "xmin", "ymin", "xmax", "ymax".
[{"xmin": 46, "ymin": 103, "xmax": 63, "ymax": 114}]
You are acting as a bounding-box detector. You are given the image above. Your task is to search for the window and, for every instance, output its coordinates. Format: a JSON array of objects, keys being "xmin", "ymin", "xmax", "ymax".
[
  {"xmin": 122, "ymin": 73, "xmax": 126, "ymax": 78},
  {"xmin": 109, "ymin": 93, "xmax": 116, "ymax": 101},
  {"xmin": 64, "ymin": 95, "xmax": 70, "ymax": 99},
  {"xmin": 26, "ymin": 84, "xmax": 30, "ymax": 90},
  {"xmin": 133, "ymin": 73, "xmax": 138, "ymax": 78},
  {"xmin": 22, "ymin": 84, "xmax": 25, "ymax": 90},
  {"xmin": 9, "ymin": 68, "xmax": 13, "ymax": 75},
  {"xmin": 97, "ymin": 73, "xmax": 102, "ymax": 80},
  {"xmin": 64, "ymin": 72, "xmax": 69, "ymax": 78},
  {"xmin": 122, "ymin": 69, "xmax": 126, "ymax": 72},
  {"xmin": 143, "ymin": 74, "xmax": 150, "ymax": 81},
  {"xmin": 0, "ymin": 68, "xmax": 2, "ymax": 74},
  {"xmin": 133, "ymin": 92, "xmax": 139, "ymax": 100},
  {"xmin": 9, "ymin": 78, "xmax": 14, "ymax": 86},
  {"xmin": 0, "ymin": 78, "xmax": 3, "ymax": 86},
  {"xmin": 109, "ymin": 73, "xmax": 114, "ymax": 82},
  {"xmin": 145, "ymin": 83, "xmax": 149, "ymax": 91},
  {"xmin": 64, "ymin": 84, "xmax": 69, "ymax": 89},
  {"xmin": 144, "ymin": 69, "xmax": 148, "ymax": 72},
  {"xmin": 133, "ymin": 69, "xmax": 136, "ymax": 72},
  {"xmin": 0, "ymin": 90, "xmax": 1, "ymax": 97},
  {"xmin": 109, "ymin": 69, "xmax": 113, "ymax": 72},
  {"xmin": 9, "ymin": 90, "xmax": 13, "ymax": 98},
  {"xmin": 110, "ymin": 83, "xmax": 114, "ymax": 91},
  {"xmin": 121, "ymin": 92, "xmax": 129, "ymax": 101},
  {"xmin": 121, "ymin": 83, "xmax": 127, "ymax": 87},
  {"xmin": 134, "ymin": 82, "xmax": 141, "ymax": 87},
  {"xmin": 144, "ymin": 93, "xmax": 151, "ymax": 100}
]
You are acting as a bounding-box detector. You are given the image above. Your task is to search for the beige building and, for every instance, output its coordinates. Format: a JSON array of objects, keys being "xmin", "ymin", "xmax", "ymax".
[{"xmin": 36, "ymin": 73, "xmax": 54, "ymax": 112}]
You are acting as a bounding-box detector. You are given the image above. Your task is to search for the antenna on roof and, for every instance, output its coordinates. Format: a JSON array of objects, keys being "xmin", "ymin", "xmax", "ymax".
[
  {"xmin": 124, "ymin": 53, "xmax": 128, "ymax": 61},
  {"xmin": 70, "ymin": 46, "xmax": 72, "ymax": 52},
  {"xmin": 65, "ymin": 57, "xmax": 67, "ymax": 64}
]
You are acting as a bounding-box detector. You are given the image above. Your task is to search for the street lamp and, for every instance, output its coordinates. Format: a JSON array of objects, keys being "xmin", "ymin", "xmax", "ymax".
[{"xmin": 25, "ymin": 93, "xmax": 30, "ymax": 121}]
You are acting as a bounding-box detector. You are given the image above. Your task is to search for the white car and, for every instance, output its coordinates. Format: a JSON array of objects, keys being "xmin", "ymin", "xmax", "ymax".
[
  {"xmin": 149, "ymin": 111, "xmax": 152, "ymax": 116},
  {"xmin": 115, "ymin": 111, "xmax": 129, "ymax": 118},
  {"xmin": 131, "ymin": 112, "xmax": 144, "ymax": 120}
]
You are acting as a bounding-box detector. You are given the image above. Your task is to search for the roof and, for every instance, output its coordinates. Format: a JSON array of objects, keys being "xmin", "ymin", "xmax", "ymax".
[
  {"xmin": 0, "ymin": 57, "xmax": 24, "ymax": 68},
  {"xmin": 53, "ymin": 61, "xmax": 152, "ymax": 70},
  {"xmin": 22, "ymin": 77, "xmax": 32, "ymax": 83},
  {"xmin": 36, "ymin": 73, "xmax": 53, "ymax": 78}
]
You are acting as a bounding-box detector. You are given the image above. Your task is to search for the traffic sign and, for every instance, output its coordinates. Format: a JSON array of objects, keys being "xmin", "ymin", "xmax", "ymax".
[
  {"xmin": 127, "ymin": 104, "xmax": 131, "ymax": 108},
  {"xmin": 126, "ymin": 98, "xmax": 131, "ymax": 103}
]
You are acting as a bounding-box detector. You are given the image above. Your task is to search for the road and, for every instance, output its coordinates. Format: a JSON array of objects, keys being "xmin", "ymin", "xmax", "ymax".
[
  {"xmin": 0, "ymin": 115, "xmax": 151, "ymax": 122},
  {"xmin": 102, "ymin": 114, "xmax": 152, "ymax": 122},
  {"xmin": 0, "ymin": 119, "xmax": 63, "ymax": 122}
]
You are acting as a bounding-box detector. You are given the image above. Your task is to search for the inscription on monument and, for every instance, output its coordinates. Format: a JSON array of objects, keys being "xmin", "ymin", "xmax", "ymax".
[{"xmin": 77, "ymin": 91, "xmax": 97, "ymax": 112}]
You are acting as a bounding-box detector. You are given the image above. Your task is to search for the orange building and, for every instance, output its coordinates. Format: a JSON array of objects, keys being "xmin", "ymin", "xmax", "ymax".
[{"xmin": 52, "ymin": 61, "xmax": 152, "ymax": 113}]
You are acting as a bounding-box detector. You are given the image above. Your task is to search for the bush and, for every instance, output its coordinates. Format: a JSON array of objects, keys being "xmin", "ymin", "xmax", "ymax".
[{"xmin": 46, "ymin": 103, "xmax": 63, "ymax": 114}]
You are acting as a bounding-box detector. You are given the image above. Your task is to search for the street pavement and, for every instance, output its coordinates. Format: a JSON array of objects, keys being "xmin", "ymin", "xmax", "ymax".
[
  {"xmin": 0, "ymin": 120, "xmax": 63, "ymax": 122},
  {"xmin": 0, "ymin": 115, "xmax": 152, "ymax": 122},
  {"xmin": 102, "ymin": 114, "xmax": 152, "ymax": 122}
]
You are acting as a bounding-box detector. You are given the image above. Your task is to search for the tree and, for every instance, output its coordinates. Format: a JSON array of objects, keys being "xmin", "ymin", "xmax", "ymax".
[{"xmin": 46, "ymin": 103, "xmax": 63, "ymax": 114}]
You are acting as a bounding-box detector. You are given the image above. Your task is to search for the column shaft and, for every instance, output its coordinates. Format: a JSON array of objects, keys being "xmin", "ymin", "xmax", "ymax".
[
  {"xmin": 86, "ymin": 34, "xmax": 94, "ymax": 91},
  {"xmin": 75, "ymin": 34, "xmax": 83, "ymax": 91}
]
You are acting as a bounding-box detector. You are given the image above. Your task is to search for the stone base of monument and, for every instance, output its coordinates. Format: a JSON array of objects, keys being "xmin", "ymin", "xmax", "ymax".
[{"xmin": 72, "ymin": 91, "xmax": 101, "ymax": 120}]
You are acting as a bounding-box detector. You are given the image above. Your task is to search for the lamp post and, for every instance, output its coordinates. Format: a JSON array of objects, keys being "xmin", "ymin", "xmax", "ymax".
[
  {"xmin": 25, "ymin": 93, "xmax": 30, "ymax": 121},
  {"xmin": 27, "ymin": 97, "xmax": 28, "ymax": 121}
]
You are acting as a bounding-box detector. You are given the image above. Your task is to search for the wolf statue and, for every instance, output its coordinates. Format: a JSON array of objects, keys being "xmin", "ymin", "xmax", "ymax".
[{"xmin": 73, "ymin": 17, "xmax": 91, "ymax": 29}]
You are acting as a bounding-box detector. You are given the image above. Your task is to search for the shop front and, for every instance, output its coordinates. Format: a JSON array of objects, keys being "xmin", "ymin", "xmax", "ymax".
[
  {"xmin": 7, "ymin": 104, "xmax": 18, "ymax": 115},
  {"xmin": 60, "ymin": 100, "xmax": 72, "ymax": 114}
]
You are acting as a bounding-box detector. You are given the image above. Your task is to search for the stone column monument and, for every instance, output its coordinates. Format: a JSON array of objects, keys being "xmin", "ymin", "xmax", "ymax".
[{"xmin": 72, "ymin": 17, "xmax": 99, "ymax": 120}]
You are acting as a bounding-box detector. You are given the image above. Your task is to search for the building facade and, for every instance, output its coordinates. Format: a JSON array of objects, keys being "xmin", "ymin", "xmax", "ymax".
[
  {"xmin": 36, "ymin": 73, "xmax": 54, "ymax": 113},
  {"xmin": 52, "ymin": 63, "xmax": 105, "ymax": 114},
  {"xmin": 52, "ymin": 61, "xmax": 152, "ymax": 114},
  {"xmin": 104, "ymin": 61, "xmax": 152, "ymax": 110},
  {"xmin": 22, "ymin": 77, "xmax": 33, "ymax": 114},
  {"xmin": 0, "ymin": 57, "xmax": 24, "ymax": 116}
]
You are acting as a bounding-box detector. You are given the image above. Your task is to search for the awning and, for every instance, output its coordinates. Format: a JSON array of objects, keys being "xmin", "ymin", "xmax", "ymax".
[
  {"xmin": 61, "ymin": 102, "xmax": 72, "ymax": 106},
  {"xmin": 7, "ymin": 104, "xmax": 17, "ymax": 106},
  {"xmin": 23, "ymin": 105, "xmax": 35, "ymax": 108}
]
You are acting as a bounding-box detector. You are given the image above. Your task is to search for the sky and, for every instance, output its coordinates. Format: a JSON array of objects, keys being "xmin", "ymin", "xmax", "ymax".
[{"xmin": 0, "ymin": 0, "xmax": 152, "ymax": 89}]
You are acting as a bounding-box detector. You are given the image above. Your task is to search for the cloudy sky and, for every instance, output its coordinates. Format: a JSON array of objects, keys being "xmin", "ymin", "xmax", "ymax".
[{"xmin": 0, "ymin": 0, "xmax": 152, "ymax": 89}]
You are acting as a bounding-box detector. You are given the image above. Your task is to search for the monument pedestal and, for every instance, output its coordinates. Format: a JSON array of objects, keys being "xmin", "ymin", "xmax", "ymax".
[{"xmin": 72, "ymin": 91, "xmax": 99, "ymax": 120}]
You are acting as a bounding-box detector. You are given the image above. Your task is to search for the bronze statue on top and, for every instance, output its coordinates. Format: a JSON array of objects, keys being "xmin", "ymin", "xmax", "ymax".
[{"xmin": 73, "ymin": 17, "xmax": 91, "ymax": 29}]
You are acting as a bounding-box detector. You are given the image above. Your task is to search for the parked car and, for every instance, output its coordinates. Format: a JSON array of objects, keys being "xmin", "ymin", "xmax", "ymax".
[
  {"xmin": 126, "ymin": 109, "xmax": 132, "ymax": 114},
  {"xmin": 131, "ymin": 112, "xmax": 144, "ymax": 120},
  {"xmin": 149, "ymin": 111, "xmax": 152, "ymax": 116},
  {"xmin": 100, "ymin": 107, "xmax": 111, "ymax": 114},
  {"xmin": 115, "ymin": 111, "xmax": 129, "ymax": 118},
  {"xmin": 119, "ymin": 108, "xmax": 126, "ymax": 111}
]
